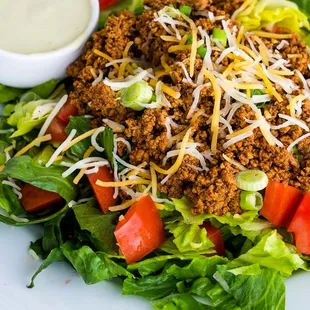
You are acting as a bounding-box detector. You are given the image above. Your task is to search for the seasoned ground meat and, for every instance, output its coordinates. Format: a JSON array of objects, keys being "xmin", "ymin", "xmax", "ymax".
[{"xmin": 67, "ymin": 0, "xmax": 310, "ymax": 215}]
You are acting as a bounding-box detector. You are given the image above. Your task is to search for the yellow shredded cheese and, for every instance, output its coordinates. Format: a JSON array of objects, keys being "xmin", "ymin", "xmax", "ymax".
[
  {"xmin": 14, "ymin": 135, "xmax": 52, "ymax": 157},
  {"xmin": 155, "ymin": 70, "xmax": 171, "ymax": 79},
  {"xmin": 289, "ymin": 94, "xmax": 306, "ymax": 118},
  {"xmin": 252, "ymin": 31, "xmax": 293, "ymax": 39},
  {"xmin": 227, "ymin": 124, "xmax": 256, "ymax": 139},
  {"xmin": 150, "ymin": 167, "xmax": 157, "ymax": 197},
  {"xmin": 63, "ymin": 129, "xmax": 98, "ymax": 152},
  {"xmin": 287, "ymin": 54, "xmax": 302, "ymax": 59},
  {"xmin": 256, "ymin": 65, "xmax": 283, "ymax": 102},
  {"xmin": 109, "ymin": 199, "xmax": 136, "ymax": 212},
  {"xmin": 223, "ymin": 62, "xmax": 236, "ymax": 77},
  {"xmin": 180, "ymin": 34, "xmax": 189, "ymax": 45},
  {"xmin": 246, "ymin": 88, "xmax": 251, "ymax": 99},
  {"xmin": 233, "ymin": 83, "xmax": 264, "ymax": 90},
  {"xmin": 96, "ymin": 179, "xmax": 151, "ymax": 187},
  {"xmin": 160, "ymin": 35, "xmax": 180, "ymax": 42},
  {"xmin": 149, "ymin": 79, "xmax": 180, "ymax": 99},
  {"xmin": 255, "ymin": 110, "xmax": 276, "ymax": 146},
  {"xmin": 238, "ymin": 44, "xmax": 258, "ymax": 60},
  {"xmin": 161, "ymin": 55, "xmax": 172, "ymax": 72},
  {"xmin": 233, "ymin": 60, "xmax": 253, "ymax": 70},
  {"xmin": 118, "ymin": 41, "xmax": 134, "ymax": 78},
  {"xmin": 181, "ymin": 14, "xmax": 197, "ymax": 77},
  {"xmin": 236, "ymin": 26, "xmax": 245, "ymax": 45},
  {"xmin": 268, "ymin": 69, "xmax": 294, "ymax": 76},
  {"xmin": 204, "ymin": 70, "xmax": 222, "ymax": 153},
  {"xmin": 150, "ymin": 129, "xmax": 191, "ymax": 175},
  {"xmin": 168, "ymin": 45, "xmax": 192, "ymax": 53},
  {"xmin": 259, "ymin": 44, "xmax": 269, "ymax": 66},
  {"xmin": 155, "ymin": 203, "xmax": 165, "ymax": 210},
  {"xmin": 94, "ymin": 49, "xmax": 119, "ymax": 70},
  {"xmin": 55, "ymin": 156, "xmax": 64, "ymax": 162},
  {"xmin": 73, "ymin": 146, "xmax": 96, "ymax": 184}
]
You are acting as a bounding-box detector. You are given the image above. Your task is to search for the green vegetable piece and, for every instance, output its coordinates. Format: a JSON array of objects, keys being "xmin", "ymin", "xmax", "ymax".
[
  {"xmin": 101, "ymin": 127, "xmax": 115, "ymax": 169},
  {"xmin": 30, "ymin": 79, "xmax": 59, "ymax": 99},
  {"xmin": 179, "ymin": 4, "xmax": 192, "ymax": 16},
  {"xmin": 120, "ymin": 81, "xmax": 153, "ymax": 111},
  {"xmin": 28, "ymin": 248, "xmax": 65, "ymax": 288},
  {"xmin": 3, "ymin": 104, "xmax": 15, "ymax": 116},
  {"xmin": 240, "ymin": 191, "xmax": 263, "ymax": 211},
  {"xmin": 4, "ymin": 155, "xmax": 78, "ymax": 203},
  {"xmin": 197, "ymin": 46, "xmax": 207, "ymax": 58},
  {"xmin": 73, "ymin": 202, "xmax": 120, "ymax": 254},
  {"xmin": 212, "ymin": 28, "xmax": 228, "ymax": 47},
  {"xmin": 20, "ymin": 92, "xmax": 41, "ymax": 103},
  {"xmin": 186, "ymin": 33, "xmax": 193, "ymax": 45},
  {"xmin": 235, "ymin": 170, "xmax": 268, "ymax": 191},
  {"xmin": 0, "ymin": 84, "xmax": 25, "ymax": 104},
  {"xmin": 33, "ymin": 146, "xmax": 55, "ymax": 166},
  {"xmin": 66, "ymin": 116, "xmax": 93, "ymax": 159},
  {"xmin": 61, "ymin": 242, "xmax": 133, "ymax": 284},
  {"xmin": 0, "ymin": 141, "xmax": 10, "ymax": 165}
]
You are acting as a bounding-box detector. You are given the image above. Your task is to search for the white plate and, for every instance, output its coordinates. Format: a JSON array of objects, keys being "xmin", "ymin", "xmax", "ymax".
[{"xmin": 0, "ymin": 223, "xmax": 309, "ymax": 310}]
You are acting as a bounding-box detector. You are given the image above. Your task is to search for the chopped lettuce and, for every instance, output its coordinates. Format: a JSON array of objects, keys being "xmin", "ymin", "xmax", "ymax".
[
  {"xmin": 235, "ymin": 0, "xmax": 310, "ymax": 36},
  {"xmin": 4, "ymin": 156, "xmax": 78, "ymax": 203},
  {"xmin": 172, "ymin": 197, "xmax": 258, "ymax": 226},
  {"xmin": 228, "ymin": 230, "xmax": 307, "ymax": 276}
]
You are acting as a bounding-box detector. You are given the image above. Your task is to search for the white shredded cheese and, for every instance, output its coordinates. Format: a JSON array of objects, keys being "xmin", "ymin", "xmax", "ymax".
[
  {"xmin": 223, "ymin": 131, "xmax": 253, "ymax": 149},
  {"xmin": 45, "ymin": 129, "xmax": 77, "ymax": 167},
  {"xmin": 37, "ymin": 94, "xmax": 68, "ymax": 141},
  {"xmin": 91, "ymin": 127, "xmax": 105, "ymax": 152},
  {"xmin": 92, "ymin": 69, "xmax": 104, "ymax": 86},
  {"xmin": 287, "ymin": 133, "xmax": 310, "ymax": 152},
  {"xmin": 102, "ymin": 119, "xmax": 125, "ymax": 132}
]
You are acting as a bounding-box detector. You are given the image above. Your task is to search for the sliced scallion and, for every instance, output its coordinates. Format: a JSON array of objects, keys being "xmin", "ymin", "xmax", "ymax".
[
  {"xmin": 211, "ymin": 28, "xmax": 227, "ymax": 47},
  {"xmin": 240, "ymin": 191, "xmax": 263, "ymax": 211},
  {"xmin": 236, "ymin": 170, "xmax": 268, "ymax": 191},
  {"xmin": 120, "ymin": 81, "xmax": 153, "ymax": 111},
  {"xmin": 179, "ymin": 4, "xmax": 192, "ymax": 16},
  {"xmin": 197, "ymin": 46, "xmax": 207, "ymax": 58}
]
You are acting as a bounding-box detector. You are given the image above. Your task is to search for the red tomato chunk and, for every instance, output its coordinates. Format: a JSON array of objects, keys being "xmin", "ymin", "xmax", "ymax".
[{"xmin": 114, "ymin": 195, "xmax": 166, "ymax": 264}]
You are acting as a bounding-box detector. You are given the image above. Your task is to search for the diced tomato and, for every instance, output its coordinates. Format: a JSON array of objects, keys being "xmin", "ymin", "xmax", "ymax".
[
  {"xmin": 201, "ymin": 223, "xmax": 225, "ymax": 256},
  {"xmin": 288, "ymin": 193, "xmax": 310, "ymax": 255},
  {"xmin": 57, "ymin": 102, "xmax": 78, "ymax": 125},
  {"xmin": 114, "ymin": 195, "xmax": 166, "ymax": 264},
  {"xmin": 87, "ymin": 166, "xmax": 116, "ymax": 213},
  {"xmin": 99, "ymin": 0, "xmax": 117, "ymax": 10},
  {"xmin": 20, "ymin": 184, "xmax": 64, "ymax": 213},
  {"xmin": 46, "ymin": 117, "xmax": 67, "ymax": 143},
  {"xmin": 260, "ymin": 180, "xmax": 303, "ymax": 227}
]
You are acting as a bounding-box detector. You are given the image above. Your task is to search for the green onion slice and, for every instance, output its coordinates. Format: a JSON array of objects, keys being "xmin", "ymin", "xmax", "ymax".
[
  {"xmin": 120, "ymin": 81, "xmax": 153, "ymax": 111},
  {"xmin": 240, "ymin": 191, "xmax": 263, "ymax": 211},
  {"xmin": 236, "ymin": 170, "xmax": 268, "ymax": 191},
  {"xmin": 179, "ymin": 4, "xmax": 192, "ymax": 16},
  {"xmin": 211, "ymin": 28, "xmax": 227, "ymax": 47},
  {"xmin": 197, "ymin": 46, "xmax": 207, "ymax": 58}
]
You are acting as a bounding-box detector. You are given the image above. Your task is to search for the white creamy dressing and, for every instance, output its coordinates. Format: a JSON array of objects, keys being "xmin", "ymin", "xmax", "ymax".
[{"xmin": 0, "ymin": 0, "xmax": 91, "ymax": 54}]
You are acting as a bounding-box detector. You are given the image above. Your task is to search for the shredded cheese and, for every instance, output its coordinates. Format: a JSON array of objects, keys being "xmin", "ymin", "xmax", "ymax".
[
  {"xmin": 150, "ymin": 129, "xmax": 191, "ymax": 175},
  {"xmin": 181, "ymin": 13, "xmax": 197, "ymax": 77},
  {"xmin": 204, "ymin": 70, "xmax": 222, "ymax": 153},
  {"xmin": 223, "ymin": 154, "xmax": 247, "ymax": 170},
  {"xmin": 37, "ymin": 95, "xmax": 68, "ymax": 141},
  {"xmin": 287, "ymin": 133, "xmax": 310, "ymax": 152},
  {"xmin": 251, "ymin": 31, "xmax": 293, "ymax": 39},
  {"xmin": 63, "ymin": 128, "xmax": 98, "ymax": 152},
  {"xmin": 150, "ymin": 167, "xmax": 158, "ymax": 198},
  {"xmin": 289, "ymin": 94, "xmax": 307, "ymax": 118},
  {"xmin": 46, "ymin": 129, "xmax": 77, "ymax": 167},
  {"xmin": 96, "ymin": 179, "xmax": 151, "ymax": 188},
  {"xmin": 94, "ymin": 49, "xmax": 120, "ymax": 70},
  {"xmin": 109, "ymin": 199, "xmax": 136, "ymax": 212},
  {"xmin": 149, "ymin": 79, "xmax": 180, "ymax": 99},
  {"xmin": 14, "ymin": 135, "xmax": 51, "ymax": 157},
  {"xmin": 160, "ymin": 35, "xmax": 180, "ymax": 42},
  {"xmin": 102, "ymin": 119, "xmax": 125, "ymax": 133},
  {"xmin": 73, "ymin": 146, "xmax": 96, "ymax": 184}
]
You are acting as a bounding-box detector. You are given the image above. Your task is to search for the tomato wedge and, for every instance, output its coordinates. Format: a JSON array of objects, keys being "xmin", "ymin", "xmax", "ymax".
[
  {"xmin": 288, "ymin": 193, "xmax": 310, "ymax": 255},
  {"xmin": 46, "ymin": 117, "xmax": 68, "ymax": 143},
  {"xmin": 20, "ymin": 184, "xmax": 64, "ymax": 213},
  {"xmin": 260, "ymin": 180, "xmax": 303, "ymax": 227},
  {"xmin": 99, "ymin": 0, "xmax": 117, "ymax": 10},
  {"xmin": 201, "ymin": 223, "xmax": 225, "ymax": 256},
  {"xmin": 57, "ymin": 102, "xmax": 78, "ymax": 125},
  {"xmin": 114, "ymin": 195, "xmax": 166, "ymax": 264},
  {"xmin": 87, "ymin": 166, "xmax": 116, "ymax": 213}
]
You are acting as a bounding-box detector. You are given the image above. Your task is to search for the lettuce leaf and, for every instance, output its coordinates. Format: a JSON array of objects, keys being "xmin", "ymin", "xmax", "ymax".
[
  {"xmin": 172, "ymin": 197, "xmax": 258, "ymax": 226},
  {"xmin": 73, "ymin": 202, "xmax": 120, "ymax": 254},
  {"xmin": 61, "ymin": 242, "xmax": 133, "ymax": 284},
  {"xmin": 4, "ymin": 155, "xmax": 78, "ymax": 203},
  {"xmin": 235, "ymin": 0, "xmax": 310, "ymax": 35},
  {"xmin": 214, "ymin": 264, "xmax": 285, "ymax": 310},
  {"xmin": 228, "ymin": 230, "xmax": 307, "ymax": 276}
]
